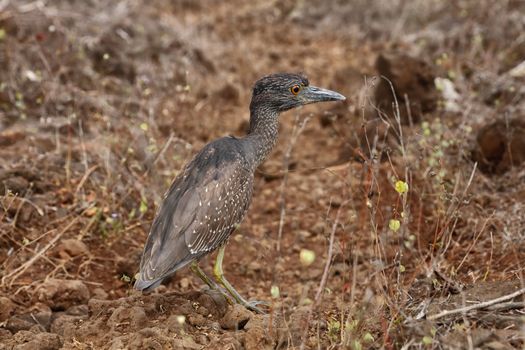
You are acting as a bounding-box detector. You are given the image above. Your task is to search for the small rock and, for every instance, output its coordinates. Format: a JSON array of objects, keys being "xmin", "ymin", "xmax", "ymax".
[
  {"xmin": 0, "ymin": 296, "xmax": 15, "ymax": 322},
  {"xmin": 219, "ymin": 304, "xmax": 252, "ymax": 330},
  {"xmin": 194, "ymin": 290, "xmax": 228, "ymax": 318},
  {"xmin": 50, "ymin": 313, "xmax": 86, "ymax": 336},
  {"xmin": 65, "ymin": 304, "xmax": 88, "ymax": 316},
  {"xmin": 215, "ymin": 83, "xmax": 239, "ymax": 102},
  {"xmin": 29, "ymin": 303, "xmax": 53, "ymax": 331},
  {"xmin": 12, "ymin": 331, "xmax": 62, "ymax": 350},
  {"xmin": 188, "ymin": 313, "xmax": 207, "ymax": 327},
  {"xmin": 1, "ymin": 176, "xmax": 29, "ymax": 196},
  {"xmin": 375, "ymin": 51, "xmax": 438, "ymax": 124},
  {"xmin": 217, "ymin": 333, "xmax": 244, "ymax": 349},
  {"xmin": 138, "ymin": 327, "xmax": 160, "ymax": 338},
  {"xmin": 87, "ymin": 298, "xmax": 115, "ymax": 314},
  {"xmin": 108, "ymin": 336, "xmax": 128, "ymax": 350},
  {"xmin": 107, "ymin": 306, "xmax": 147, "ymax": 331},
  {"xmin": 172, "ymin": 337, "xmax": 202, "ymax": 350},
  {"xmin": 472, "ymin": 118, "xmax": 525, "ymax": 174},
  {"xmin": 92, "ymin": 288, "xmax": 108, "ymax": 300},
  {"xmin": 6, "ymin": 315, "xmax": 38, "ymax": 333},
  {"xmin": 0, "ymin": 130, "xmax": 26, "ymax": 147},
  {"xmin": 245, "ymin": 317, "xmax": 270, "ymax": 350},
  {"xmin": 6, "ymin": 303, "xmax": 53, "ymax": 333},
  {"xmin": 58, "ymin": 239, "xmax": 89, "ymax": 257},
  {"xmin": 36, "ymin": 279, "xmax": 90, "ymax": 310}
]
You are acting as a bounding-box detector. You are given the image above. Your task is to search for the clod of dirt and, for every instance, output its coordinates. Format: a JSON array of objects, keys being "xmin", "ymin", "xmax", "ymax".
[
  {"xmin": 171, "ymin": 337, "xmax": 203, "ymax": 350},
  {"xmin": 276, "ymin": 306, "xmax": 310, "ymax": 348},
  {"xmin": 0, "ymin": 176, "xmax": 29, "ymax": 196},
  {"xmin": 244, "ymin": 314, "xmax": 273, "ymax": 350},
  {"xmin": 374, "ymin": 52, "xmax": 438, "ymax": 124},
  {"xmin": 115, "ymin": 249, "xmax": 141, "ymax": 278},
  {"xmin": 0, "ymin": 167, "xmax": 42, "ymax": 195},
  {"xmin": 216, "ymin": 334, "xmax": 244, "ymax": 349},
  {"xmin": 87, "ymin": 298, "xmax": 115, "ymax": 315},
  {"xmin": 188, "ymin": 313, "xmax": 208, "ymax": 327},
  {"xmin": 190, "ymin": 289, "xmax": 229, "ymax": 318},
  {"xmin": 92, "ymin": 288, "xmax": 109, "ymax": 300},
  {"xmin": 57, "ymin": 239, "xmax": 89, "ymax": 257},
  {"xmin": 6, "ymin": 303, "xmax": 53, "ymax": 333},
  {"xmin": 442, "ymin": 328, "xmax": 515, "ymax": 350},
  {"xmin": 107, "ymin": 306, "xmax": 148, "ymax": 332},
  {"xmin": 50, "ymin": 313, "xmax": 87, "ymax": 337},
  {"xmin": 219, "ymin": 304, "xmax": 252, "ymax": 330},
  {"xmin": 472, "ymin": 118, "xmax": 525, "ymax": 174},
  {"xmin": 10, "ymin": 330, "xmax": 62, "ymax": 350},
  {"xmin": 0, "ymin": 130, "xmax": 26, "ymax": 147},
  {"xmin": 36, "ymin": 279, "xmax": 90, "ymax": 311},
  {"xmin": 0, "ymin": 296, "xmax": 15, "ymax": 322},
  {"xmin": 5, "ymin": 315, "xmax": 39, "ymax": 334},
  {"xmin": 215, "ymin": 83, "xmax": 240, "ymax": 103}
]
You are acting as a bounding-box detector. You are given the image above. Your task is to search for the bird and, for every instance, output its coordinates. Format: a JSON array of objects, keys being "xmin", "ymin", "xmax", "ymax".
[{"xmin": 134, "ymin": 73, "xmax": 345, "ymax": 313}]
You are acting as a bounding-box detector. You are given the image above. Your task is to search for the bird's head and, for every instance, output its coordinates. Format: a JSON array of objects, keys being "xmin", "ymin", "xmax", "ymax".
[{"xmin": 250, "ymin": 73, "xmax": 345, "ymax": 114}]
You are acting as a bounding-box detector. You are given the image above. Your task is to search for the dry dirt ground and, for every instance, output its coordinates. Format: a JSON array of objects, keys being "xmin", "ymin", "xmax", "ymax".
[{"xmin": 1, "ymin": 0, "xmax": 525, "ymax": 349}]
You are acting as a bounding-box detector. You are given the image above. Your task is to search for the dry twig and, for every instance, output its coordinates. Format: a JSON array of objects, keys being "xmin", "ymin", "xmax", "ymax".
[
  {"xmin": 1, "ymin": 215, "xmax": 80, "ymax": 288},
  {"xmin": 427, "ymin": 287, "xmax": 525, "ymax": 321}
]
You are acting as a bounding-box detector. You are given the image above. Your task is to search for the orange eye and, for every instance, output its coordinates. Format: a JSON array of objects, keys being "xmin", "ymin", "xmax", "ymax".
[{"xmin": 290, "ymin": 84, "xmax": 301, "ymax": 95}]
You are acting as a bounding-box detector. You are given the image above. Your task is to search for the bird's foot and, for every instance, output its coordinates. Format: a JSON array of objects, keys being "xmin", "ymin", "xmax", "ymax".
[{"xmin": 242, "ymin": 299, "xmax": 269, "ymax": 314}]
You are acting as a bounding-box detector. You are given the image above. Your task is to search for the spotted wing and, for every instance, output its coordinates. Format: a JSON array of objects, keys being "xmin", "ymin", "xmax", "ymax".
[
  {"xmin": 136, "ymin": 141, "xmax": 253, "ymax": 289},
  {"xmin": 184, "ymin": 157, "xmax": 253, "ymax": 254}
]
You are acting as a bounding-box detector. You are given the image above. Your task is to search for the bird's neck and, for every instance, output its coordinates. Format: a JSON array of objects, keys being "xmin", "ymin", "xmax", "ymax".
[{"xmin": 244, "ymin": 105, "xmax": 279, "ymax": 168}]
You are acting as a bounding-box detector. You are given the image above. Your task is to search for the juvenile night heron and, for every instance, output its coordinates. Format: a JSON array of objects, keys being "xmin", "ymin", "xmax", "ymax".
[{"xmin": 134, "ymin": 73, "xmax": 345, "ymax": 312}]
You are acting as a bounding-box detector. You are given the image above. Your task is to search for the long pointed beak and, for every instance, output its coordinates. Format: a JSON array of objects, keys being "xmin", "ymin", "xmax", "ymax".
[{"xmin": 303, "ymin": 85, "xmax": 346, "ymax": 103}]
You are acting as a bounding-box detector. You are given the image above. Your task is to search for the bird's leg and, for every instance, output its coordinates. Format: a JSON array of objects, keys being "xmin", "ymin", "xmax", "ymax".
[
  {"xmin": 190, "ymin": 261, "xmax": 218, "ymax": 289},
  {"xmin": 213, "ymin": 245, "xmax": 268, "ymax": 314},
  {"xmin": 190, "ymin": 261, "xmax": 234, "ymax": 304}
]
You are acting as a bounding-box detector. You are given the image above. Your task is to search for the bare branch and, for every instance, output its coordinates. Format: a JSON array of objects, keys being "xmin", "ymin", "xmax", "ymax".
[{"xmin": 427, "ymin": 287, "xmax": 525, "ymax": 321}]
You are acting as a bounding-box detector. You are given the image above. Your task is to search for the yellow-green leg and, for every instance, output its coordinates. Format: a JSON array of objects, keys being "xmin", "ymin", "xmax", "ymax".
[
  {"xmin": 190, "ymin": 261, "xmax": 234, "ymax": 304},
  {"xmin": 213, "ymin": 245, "xmax": 268, "ymax": 314},
  {"xmin": 190, "ymin": 261, "xmax": 217, "ymax": 289}
]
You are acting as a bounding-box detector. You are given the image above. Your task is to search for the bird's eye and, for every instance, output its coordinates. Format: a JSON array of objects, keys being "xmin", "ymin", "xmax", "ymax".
[{"xmin": 290, "ymin": 84, "xmax": 302, "ymax": 95}]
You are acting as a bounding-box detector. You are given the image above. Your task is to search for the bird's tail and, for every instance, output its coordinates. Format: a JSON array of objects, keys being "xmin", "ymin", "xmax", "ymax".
[
  {"xmin": 134, "ymin": 274, "xmax": 163, "ymax": 291},
  {"xmin": 134, "ymin": 257, "xmax": 193, "ymax": 291}
]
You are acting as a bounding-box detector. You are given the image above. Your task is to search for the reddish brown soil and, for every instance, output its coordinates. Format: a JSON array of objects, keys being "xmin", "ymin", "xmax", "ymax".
[{"xmin": 1, "ymin": 1, "xmax": 525, "ymax": 349}]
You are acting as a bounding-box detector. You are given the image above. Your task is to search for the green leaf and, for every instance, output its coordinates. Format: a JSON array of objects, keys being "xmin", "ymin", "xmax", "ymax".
[
  {"xmin": 363, "ymin": 332, "xmax": 374, "ymax": 342},
  {"xmin": 270, "ymin": 285, "xmax": 280, "ymax": 298},
  {"xmin": 139, "ymin": 199, "xmax": 148, "ymax": 214},
  {"xmin": 422, "ymin": 336, "xmax": 433, "ymax": 345},
  {"xmin": 389, "ymin": 219, "xmax": 401, "ymax": 232},
  {"xmin": 395, "ymin": 180, "xmax": 409, "ymax": 194}
]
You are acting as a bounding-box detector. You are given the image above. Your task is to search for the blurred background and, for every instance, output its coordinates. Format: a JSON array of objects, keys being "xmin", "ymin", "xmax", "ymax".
[{"xmin": 1, "ymin": 0, "xmax": 524, "ymax": 348}]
